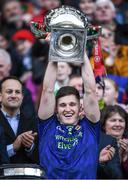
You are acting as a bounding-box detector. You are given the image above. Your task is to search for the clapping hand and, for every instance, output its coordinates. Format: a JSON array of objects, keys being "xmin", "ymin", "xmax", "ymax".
[
  {"xmin": 21, "ymin": 130, "xmax": 37, "ymax": 149},
  {"xmin": 99, "ymin": 145, "xmax": 115, "ymax": 163},
  {"xmin": 118, "ymin": 138, "xmax": 128, "ymax": 162}
]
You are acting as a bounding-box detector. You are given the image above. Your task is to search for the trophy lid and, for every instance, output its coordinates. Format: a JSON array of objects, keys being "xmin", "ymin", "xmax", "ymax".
[{"xmin": 45, "ymin": 6, "xmax": 89, "ymax": 31}]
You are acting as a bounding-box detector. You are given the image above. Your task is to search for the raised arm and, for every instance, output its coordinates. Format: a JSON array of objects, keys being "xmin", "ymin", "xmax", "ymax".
[
  {"xmin": 38, "ymin": 62, "xmax": 57, "ymax": 120},
  {"xmin": 82, "ymin": 53, "xmax": 100, "ymax": 123}
]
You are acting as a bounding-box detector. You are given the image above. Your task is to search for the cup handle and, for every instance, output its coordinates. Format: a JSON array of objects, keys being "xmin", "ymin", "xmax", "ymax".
[
  {"xmin": 30, "ymin": 21, "xmax": 47, "ymax": 39},
  {"xmin": 87, "ymin": 26, "xmax": 102, "ymax": 40}
]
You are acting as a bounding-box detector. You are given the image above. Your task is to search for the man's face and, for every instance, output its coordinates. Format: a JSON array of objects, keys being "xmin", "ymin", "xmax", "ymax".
[
  {"xmin": 103, "ymin": 79, "xmax": 118, "ymax": 105},
  {"xmin": 79, "ymin": 0, "xmax": 95, "ymax": 15},
  {"xmin": 3, "ymin": 1, "xmax": 22, "ymax": 23},
  {"xmin": 0, "ymin": 58, "xmax": 11, "ymax": 80},
  {"xmin": 105, "ymin": 113, "xmax": 126, "ymax": 139},
  {"xmin": 0, "ymin": 79, "xmax": 23, "ymax": 111},
  {"xmin": 56, "ymin": 95, "xmax": 80, "ymax": 125},
  {"xmin": 94, "ymin": 2, "xmax": 115, "ymax": 23},
  {"xmin": 57, "ymin": 62, "xmax": 71, "ymax": 82}
]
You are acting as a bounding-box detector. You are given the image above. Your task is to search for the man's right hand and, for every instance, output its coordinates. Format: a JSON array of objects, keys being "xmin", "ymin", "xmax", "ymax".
[{"xmin": 13, "ymin": 134, "xmax": 22, "ymax": 152}]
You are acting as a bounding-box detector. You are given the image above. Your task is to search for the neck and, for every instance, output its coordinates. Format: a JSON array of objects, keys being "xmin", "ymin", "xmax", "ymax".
[{"xmin": 1, "ymin": 106, "xmax": 20, "ymax": 117}]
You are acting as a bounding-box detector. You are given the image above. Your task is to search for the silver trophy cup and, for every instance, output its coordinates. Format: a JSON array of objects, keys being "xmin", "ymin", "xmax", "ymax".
[{"xmin": 30, "ymin": 6, "xmax": 101, "ymax": 63}]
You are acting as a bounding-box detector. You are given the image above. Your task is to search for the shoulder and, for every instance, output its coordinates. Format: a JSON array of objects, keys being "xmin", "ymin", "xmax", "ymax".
[
  {"xmin": 38, "ymin": 114, "xmax": 58, "ymax": 128},
  {"xmin": 81, "ymin": 116, "xmax": 100, "ymax": 127},
  {"xmin": 100, "ymin": 132, "xmax": 115, "ymax": 140},
  {"xmin": 38, "ymin": 114, "xmax": 58, "ymax": 138},
  {"xmin": 99, "ymin": 132, "xmax": 117, "ymax": 149},
  {"xmin": 81, "ymin": 117, "xmax": 100, "ymax": 141},
  {"xmin": 0, "ymin": 110, "xmax": 7, "ymax": 122}
]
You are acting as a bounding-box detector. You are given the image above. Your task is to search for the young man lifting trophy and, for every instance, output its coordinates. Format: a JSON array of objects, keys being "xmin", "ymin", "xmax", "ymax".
[{"xmin": 30, "ymin": 6, "xmax": 102, "ymax": 179}]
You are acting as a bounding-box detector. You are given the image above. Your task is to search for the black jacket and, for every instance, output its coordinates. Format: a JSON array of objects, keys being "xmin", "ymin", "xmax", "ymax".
[{"xmin": 0, "ymin": 110, "xmax": 39, "ymax": 164}]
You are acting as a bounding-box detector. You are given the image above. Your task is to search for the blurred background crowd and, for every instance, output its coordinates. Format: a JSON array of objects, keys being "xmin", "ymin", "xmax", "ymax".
[{"xmin": 0, "ymin": 0, "xmax": 128, "ymax": 179}]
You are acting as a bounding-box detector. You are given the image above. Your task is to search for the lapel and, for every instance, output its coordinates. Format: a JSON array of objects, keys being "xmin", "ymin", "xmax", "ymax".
[
  {"xmin": 0, "ymin": 110, "xmax": 16, "ymax": 139},
  {"xmin": 17, "ymin": 111, "xmax": 25, "ymax": 135},
  {"xmin": 0, "ymin": 110, "xmax": 27, "ymax": 137}
]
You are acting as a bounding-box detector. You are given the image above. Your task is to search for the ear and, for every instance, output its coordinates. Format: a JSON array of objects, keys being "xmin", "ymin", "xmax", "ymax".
[
  {"xmin": 79, "ymin": 104, "xmax": 84, "ymax": 119},
  {"xmin": 54, "ymin": 106, "xmax": 58, "ymax": 114},
  {"xmin": 79, "ymin": 103, "xmax": 82, "ymax": 110}
]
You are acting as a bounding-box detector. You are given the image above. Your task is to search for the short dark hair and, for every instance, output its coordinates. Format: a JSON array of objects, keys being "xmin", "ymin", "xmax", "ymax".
[
  {"xmin": 0, "ymin": 76, "xmax": 23, "ymax": 93},
  {"xmin": 101, "ymin": 105, "xmax": 128, "ymax": 137},
  {"xmin": 56, "ymin": 86, "xmax": 80, "ymax": 104}
]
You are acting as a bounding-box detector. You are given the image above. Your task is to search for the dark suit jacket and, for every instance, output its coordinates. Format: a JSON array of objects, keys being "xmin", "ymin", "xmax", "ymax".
[
  {"xmin": 97, "ymin": 132, "xmax": 123, "ymax": 179},
  {"xmin": 0, "ymin": 109, "xmax": 39, "ymax": 164},
  {"xmin": 0, "ymin": 125, "xmax": 9, "ymax": 164}
]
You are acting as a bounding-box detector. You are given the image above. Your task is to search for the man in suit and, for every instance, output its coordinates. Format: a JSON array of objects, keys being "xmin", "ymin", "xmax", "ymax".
[{"xmin": 0, "ymin": 76, "xmax": 38, "ymax": 164}]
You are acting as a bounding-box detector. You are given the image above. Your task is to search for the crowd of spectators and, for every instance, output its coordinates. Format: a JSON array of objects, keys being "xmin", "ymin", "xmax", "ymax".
[{"xmin": 0, "ymin": 0, "xmax": 128, "ymax": 179}]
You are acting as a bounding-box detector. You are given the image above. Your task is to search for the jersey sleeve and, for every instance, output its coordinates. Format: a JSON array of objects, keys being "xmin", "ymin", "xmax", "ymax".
[{"xmin": 37, "ymin": 114, "xmax": 57, "ymax": 141}]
